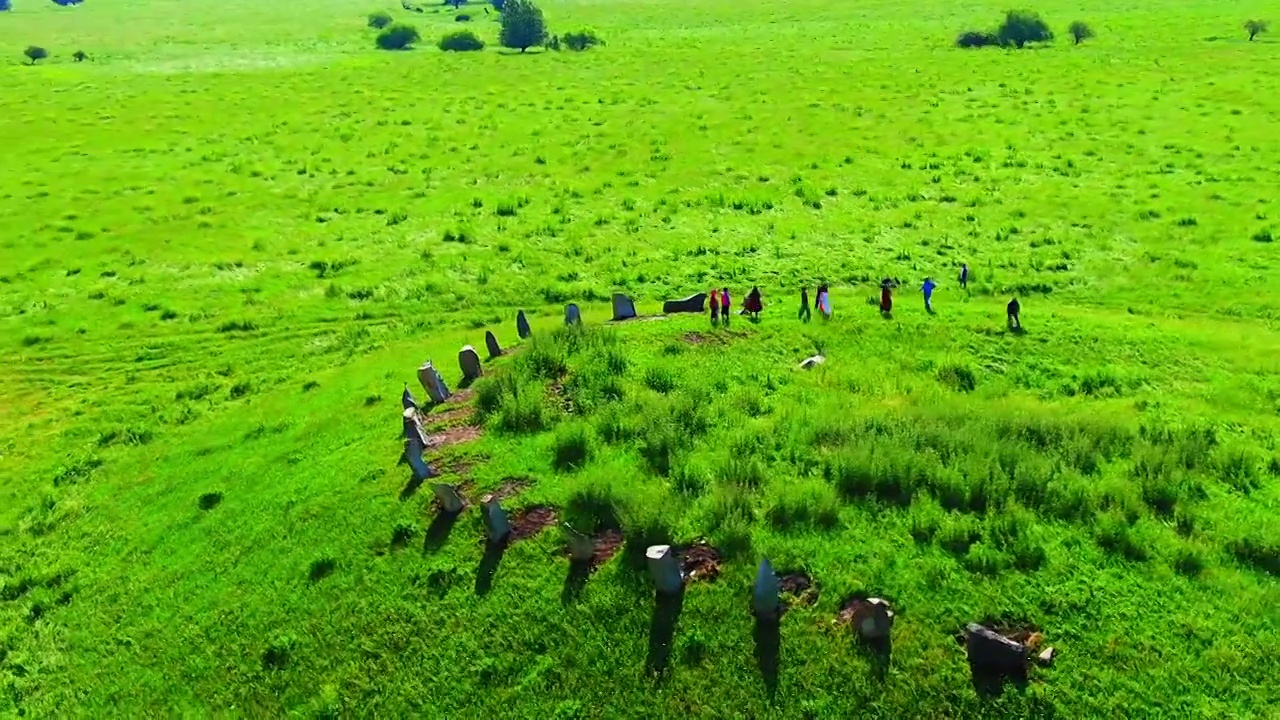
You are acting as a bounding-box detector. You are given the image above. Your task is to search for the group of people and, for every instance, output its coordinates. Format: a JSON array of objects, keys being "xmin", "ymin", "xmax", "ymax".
[{"xmin": 706, "ymin": 263, "xmax": 1023, "ymax": 330}]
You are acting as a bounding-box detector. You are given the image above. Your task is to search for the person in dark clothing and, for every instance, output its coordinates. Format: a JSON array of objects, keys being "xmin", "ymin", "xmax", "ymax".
[
  {"xmin": 799, "ymin": 287, "xmax": 811, "ymax": 322},
  {"xmin": 1007, "ymin": 297, "xmax": 1021, "ymax": 330},
  {"xmin": 720, "ymin": 288, "xmax": 731, "ymax": 327},
  {"xmin": 743, "ymin": 286, "xmax": 763, "ymax": 320},
  {"xmin": 879, "ymin": 279, "xmax": 894, "ymax": 314},
  {"xmin": 959, "ymin": 264, "xmax": 970, "ymax": 290}
]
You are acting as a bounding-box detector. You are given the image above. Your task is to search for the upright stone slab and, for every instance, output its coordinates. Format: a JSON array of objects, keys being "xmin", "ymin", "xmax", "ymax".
[
  {"xmin": 404, "ymin": 438, "xmax": 432, "ymax": 480},
  {"xmin": 611, "ymin": 293, "xmax": 638, "ymax": 321},
  {"xmin": 964, "ymin": 623, "xmax": 1028, "ymax": 673},
  {"xmin": 485, "ymin": 331, "xmax": 502, "ymax": 359},
  {"xmin": 482, "ymin": 499, "xmax": 511, "ymax": 543},
  {"xmin": 662, "ymin": 293, "xmax": 707, "ymax": 315},
  {"xmin": 646, "ymin": 545, "xmax": 684, "ymax": 595},
  {"xmin": 856, "ymin": 598, "xmax": 895, "ymax": 641},
  {"xmin": 517, "ymin": 310, "xmax": 532, "ymax": 339},
  {"xmin": 402, "ymin": 408, "xmax": 428, "ymax": 447},
  {"xmin": 432, "ymin": 483, "xmax": 465, "ymax": 513},
  {"xmin": 564, "ymin": 303, "xmax": 582, "ymax": 326},
  {"xmin": 562, "ymin": 523, "xmax": 595, "ymax": 563},
  {"xmin": 458, "ymin": 345, "xmax": 482, "ymax": 382},
  {"xmin": 752, "ymin": 558, "xmax": 781, "ymax": 618},
  {"xmin": 401, "ymin": 384, "xmax": 419, "ymax": 410},
  {"xmin": 417, "ymin": 361, "xmax": 451, "ymax": 404}
]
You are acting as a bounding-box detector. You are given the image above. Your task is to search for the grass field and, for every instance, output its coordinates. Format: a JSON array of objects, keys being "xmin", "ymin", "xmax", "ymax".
[{"xmin": 3, "ymin": 0, "xmax": 1280, "ymax": 715}]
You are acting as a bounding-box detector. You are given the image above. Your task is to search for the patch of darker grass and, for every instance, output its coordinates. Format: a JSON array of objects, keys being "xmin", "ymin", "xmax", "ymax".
[
  {"xmin": 198, "ymin": 492, "xmax": 223, "ymax": 510},
  {"xmin": 308, "ymin": 558, "xmax": 336, "ymax": 583}
]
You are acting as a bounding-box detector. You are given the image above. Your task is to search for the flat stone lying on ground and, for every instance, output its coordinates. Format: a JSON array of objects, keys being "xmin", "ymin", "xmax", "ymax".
[
  {"xmin": 663, "ymin": 293, "xmax": 707, "ymax": 314},
  {"xmin": 799, "ymin": 355, "xmax": 825, "ymax": 370},
  {"xmin": 417, "ymin": 361, "xmax": 451, "ymax": 404},
  {"xmin": 517, "ymin": 310, "xmax": 531, "ymax": 339},
  {"xmin": 485, "ymin": 331, "xmax": 502, "ymax": 358},
  {"xmin": 459, "ymin": 345, "xmax": 482, "ymax": 381},
  {"xmin": 612, "ymin": 293, "xmax": 637, "ymax": 321}
]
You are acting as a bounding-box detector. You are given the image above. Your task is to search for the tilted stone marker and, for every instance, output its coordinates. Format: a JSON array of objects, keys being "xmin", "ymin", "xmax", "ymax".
[
  {"xmin": 662, "ymin": 293, "xmax": 707, "ymax": 315},
  {"xmin": 799, "ymin": 355, "xmax": 825, "ymax": 370},
  {"xmin": 402, "ymin": 384, "xmax": 419, "ymax": 410},
  {"xmin": 611, "ymin": 293, "xmax": 638, "ymax": 321},
  {"xmin": 564, "ymin": 303, "xmax": 582, "ymax": 326},
  {"xmin": 482, "ymin": 499, "xmax": 511, "ymax": 543},
  {"xmin": 404, "ymin": 437, "xmax": 432, "ymax": 480},
  {"xmin": 402, "ymin": 407, "xmax": 428, "ymax": 447},
  {"xmin": 562, "ymin": 523, "xmax": 595, "ymax": 563},
  {"xmin": 964, "ymin": 623, "xmax": 1028, "ymax": 674},
  {"xmin": 517, "ymin": 310, "xmax": 531, "ymax": 339},
  {"xmin": 458, "ymin": 345, "xmax": 482, "ymax": 382},
  {"xmin": 417, "ymin": 361, "xmax": 451, "ymax": 404},
  {"xmin": 646, "ymin": 545, "xmax": 684, "ymax": 595},
  {"xmin": 432, "ymin": 483, "xmax": 465, "ymax": 514},
  {"xmin": 752, "ymin": 558, "xmax": 781, "ymax": 618},
  {"xmin": 854, "ymin": 598, "xmax": 895, "ymax": 641},
  {"xmin": 485, "ymin": 331, "xmax": 502, "ymax": 359}
]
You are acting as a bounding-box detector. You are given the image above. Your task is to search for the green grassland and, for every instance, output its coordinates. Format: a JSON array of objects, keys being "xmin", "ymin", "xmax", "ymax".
[{"xmin": 3, "ymin": 0, "xmax": 1280, "ymax": 715}]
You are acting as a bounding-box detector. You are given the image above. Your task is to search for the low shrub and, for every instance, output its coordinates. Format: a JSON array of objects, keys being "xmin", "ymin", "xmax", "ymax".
[
  {"xmin": 1227, "ymin": 536, "xmax": 1279, "ymax": 575},
  {"xmin": 376, "ymin": 22, "xmax": 421, "ymax": 50},
  {"xmin": 956, "ymin": 30, "xmax": 999, "ymax": 48},
  {"xmin": 368, "ymin": 10, "xmax": 394, "ymax": 28},
  {"xmin": 937, "ymin": 363, "xmax": 977, "ymax": 392},
  {"xmin": 1094, "ymin": 512, "xmax": 1149, "ymax": 562},
  {"xmin": 561, "ymin": 27, "xmax": 603, "ymax": 51},
  {"xmin": 439, "ymin": 29, "xmax": 484, "ymax": 51},
  {"xmin": 1173, "ymin": 545, "xmax": 1207, "ymax": 577},
  {"xmin": 1068, "ymin": 20, "xmax": 1095, "ymax": 45},
  {"xmin": 643, "ymin": 366, "xmax": 677, "ymax": 394}
]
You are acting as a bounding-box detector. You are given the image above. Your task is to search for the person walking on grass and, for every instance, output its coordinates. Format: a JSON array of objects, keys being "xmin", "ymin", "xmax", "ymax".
[
  {"xmin": 709, "ymin": 288, "xmax": 720, "ymax": 325},
  {"xmin": 959, "ymin": 263, "xmax": 970, "ymax": 291},
  {"xmin": 743, "ymin": 286, "xmax": 763, "ymax": 320},
  {"xmin": 921, "ymin": 277, "xmax": 937, "ymax": 314},
  {"xmin": 720, "ymin": 287, "xmax": 731, "ymax": 327},
  {"xmin": 879, "ymin": 279, "xmax": 893, "ymax": 315},
  {"xmin": 1007, "ymin": 297, "xmax": 1021, "ymax": 330},
  {"xmin": 799, "ymin": 287, "xmax": 811, "ymax": 322},
  {"xmin": 817, "ymin": 283, "xmax": 832, "ymax": 320}
]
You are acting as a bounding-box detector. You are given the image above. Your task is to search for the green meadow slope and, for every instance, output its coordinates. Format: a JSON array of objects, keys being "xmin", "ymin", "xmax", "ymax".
[{"xmin": 2, "ymin": 0, "xmax": 1279, "ymax": 715}]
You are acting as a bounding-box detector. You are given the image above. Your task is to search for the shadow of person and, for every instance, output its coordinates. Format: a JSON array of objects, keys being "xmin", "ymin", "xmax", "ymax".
[
  {"xmin": 474, "ymin": 538, "xmax": 508, "ymax": 596},
  {"xmin": 424, "ymin": 509, "xmax": 461, "ymax": 553},
  {"xmin": 561, "ymin": 559, "xmax": 591, "ymax": 604},
  {"xmin": 645, "ymin": 590, "xmax": 685, "ymax": 677},
  {"xmin": 752, "ymin": 614, "xmax": 781, "ymax": 697},
  {"xmin": 881, "ymin": 311, "xmax": 893, "ymax": 320}
]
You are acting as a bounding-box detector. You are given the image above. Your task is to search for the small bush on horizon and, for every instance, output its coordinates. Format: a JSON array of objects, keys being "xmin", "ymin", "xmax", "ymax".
[
  {"xmin": 25, "ymin": 46, "xmax": 50, "ymax": 65},
  {"xmin": 368, "ymin": 10, "xmax": 394, "ymax": 28},
  {"xmin": 1245, "ymin": 20, "xmax": 1269, "ymax": 41},
  {"xmin": 1068, "ymin": 20, "xmax": 1095, "ymax": 45},
  {"xmin": 499, "ymin": 0, "xmax": 547, "ymax": 52},
  {"xmin": 439, "ymin": 29, "xmax": 484, "ymax": 51},
  {"xmin": 561, "ymin": 28, "xmax": 603, "ymax": 51},
  {"xmin": 376, "ymin": 22, "xmax": 421, "ymax": 50},
  {"xmin": 997, "ymin": 10, "xmax": 1053, "ymax": 48},
  {"xmin": 956, "ymin": 30, "xmax": 999, "ymax": 48}
]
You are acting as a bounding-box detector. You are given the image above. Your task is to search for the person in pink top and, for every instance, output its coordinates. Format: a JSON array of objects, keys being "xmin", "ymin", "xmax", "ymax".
[{"xmin": 720, "ymin": 287, "xmax": 731, "ymax": 327}]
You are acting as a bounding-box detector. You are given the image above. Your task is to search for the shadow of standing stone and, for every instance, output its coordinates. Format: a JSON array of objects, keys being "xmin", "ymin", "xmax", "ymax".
[{"xmin": 645, "ymin": 590, "xmax": 685, "ymax": 676}]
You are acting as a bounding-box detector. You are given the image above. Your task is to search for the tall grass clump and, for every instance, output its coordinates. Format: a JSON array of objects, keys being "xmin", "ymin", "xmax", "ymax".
[
  {"xmin": 765, "ymin": 479, "xmax": 840, "ymax": 531},
  {"xmin": 552, "ymin": 422, "xmax": 594, "ymax": 471}
]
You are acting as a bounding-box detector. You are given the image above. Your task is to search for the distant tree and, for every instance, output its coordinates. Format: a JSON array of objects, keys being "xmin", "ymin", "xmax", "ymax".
[
  {"xmin": 955, "ymin": 30, "xmax": 999, "ymax": 48},
  {"xmin": 491, "ymin": 0, "xmax": 504, "ymax": 10},
  {"xmin": 1245, "ymin": 20, "xmax": 1269, "ymax": 41},
  {"xmin": 368, "ymin": 11, "xmax": 393, "ymax": 29},
  {"xmin": 499, "ymin": 0, "xmax": 546, "ymax": 52},
  {"xmin": 376, "ymin": 22, "xmax": 421, "ymax": 50},
  {"xmin": 0, "ymin": 0, "xmax": 11, "ymax": 12},
  {"xmin": 24, "ymin": 46, "xmax": 49, "ymax": 64},
  {"xmin": 997, "ymin": 10, "xmax": 1053, "ymax": 48},
  {"xmin": 50, "ymin": 0, "xmax": 84, "ymax": 6},
  {"xmin": 439, "ymin": 29, "xmax": 484, "ymax": 51},
  {"xmin": 1068, "ymin": 21, "xmax": 1095, "ymax": 45},
  {"xmin": 73, "ymin": 50, "xmax": 88, "ymax": 62}
]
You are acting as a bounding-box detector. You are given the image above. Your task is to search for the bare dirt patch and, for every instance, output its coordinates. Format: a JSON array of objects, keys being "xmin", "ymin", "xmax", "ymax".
[
  {"xmin": 675, "ymin": 541, "xmax": 722, "ymax": 583},
  {"xmin": 510, "ymin": 505, "xmax": 559, "ymax": 542},
  {"xmin": 589, "ymin": 529, "xmax": 624, "ymax": 568},
  {"xmin": 428, "ymin": 424, "xmax": 482, "ymax": 449},
  {"xmin": 426, "ymin": 406, "xmax": 474, "ymax": 427},
  {"xmin": 547, "ymin": 382, "xmax": 574, "ymax": 413},
  {"xmin": 479, "ymin": 477, "xmax": 533, "ymax": 504},
  {"xmin": 444, "ymin": 388, "xmax": 475, "ymax": 405},
  {"xmin": 778, "ymin": 571, "xmax": 818, "ymax": 607}
]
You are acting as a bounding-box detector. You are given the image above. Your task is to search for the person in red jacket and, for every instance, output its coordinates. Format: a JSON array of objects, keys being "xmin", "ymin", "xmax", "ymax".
[
  {"xmin": 879, "ymin": 279, "xmax": 893, "ymax": 314},
  {"xmin": 709, "ymin": 289, "xmax": 720, "ymax": 325}
]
